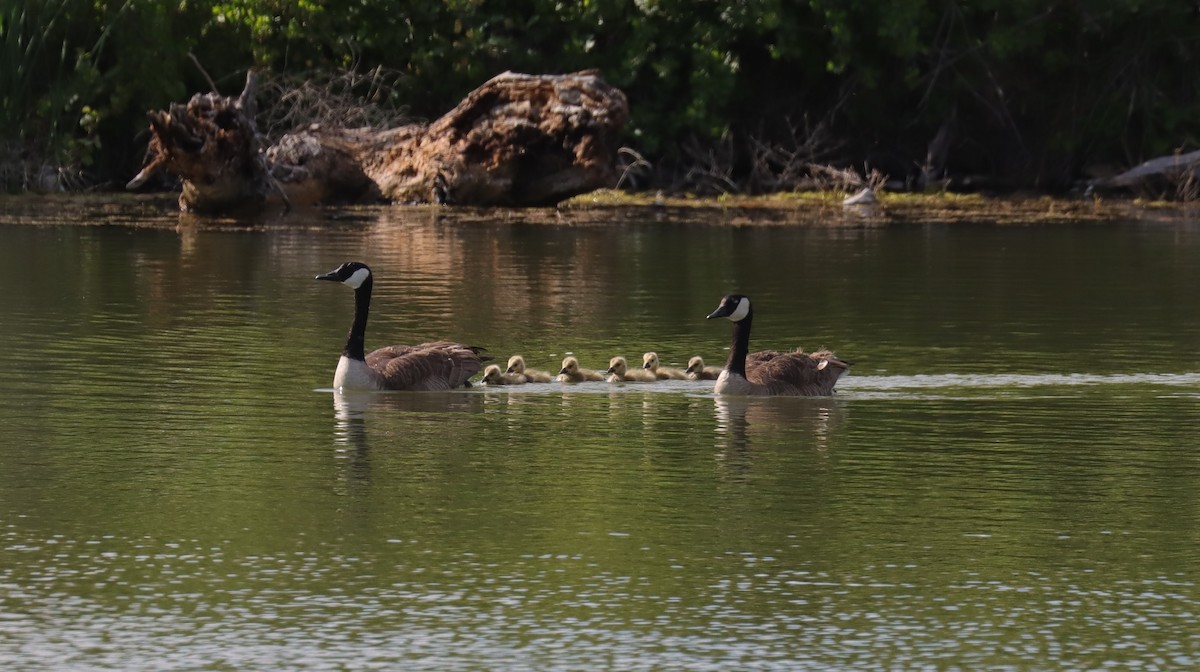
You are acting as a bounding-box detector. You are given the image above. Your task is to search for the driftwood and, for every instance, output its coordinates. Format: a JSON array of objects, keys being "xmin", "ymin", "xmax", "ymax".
[
  {"xmin": 129, "ymin": 70, "xmax": 629, "ymax": 212},
  {"xmin": 1089, "ymin": 148, "xmax": 1200, "ymax": 198}
]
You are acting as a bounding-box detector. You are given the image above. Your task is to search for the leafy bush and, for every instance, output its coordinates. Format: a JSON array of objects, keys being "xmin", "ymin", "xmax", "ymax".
[{"xmin": 2, "ymin": 0, "xmax": 1198, "ymax": 193}]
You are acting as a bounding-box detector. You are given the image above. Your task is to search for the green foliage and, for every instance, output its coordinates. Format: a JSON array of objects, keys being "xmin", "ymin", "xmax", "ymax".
[
  {"xmin": 2, "ymin": 0, "xmax": 1199, "ymax": 191},
  {"xmin": 1, "ymin": 0, "xmax": 238, "ymax": 187}
]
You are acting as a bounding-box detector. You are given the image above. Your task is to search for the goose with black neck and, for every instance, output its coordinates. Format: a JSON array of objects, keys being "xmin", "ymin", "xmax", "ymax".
[
  {"xmin": 706, "ymin": 293, "xmax": 850, "ymax": 396},
  {"xmin": 316, "ymin": 261, "xmax": 488, "ymax": 391}
]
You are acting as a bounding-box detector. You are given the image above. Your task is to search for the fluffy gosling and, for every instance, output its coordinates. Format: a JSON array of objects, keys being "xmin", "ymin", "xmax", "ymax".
[
  {"xmin": 481, "ymin": 364, "xmax": 527, "ymax": 385},
  {"xmin": 642, "ymin": 352, "xmax": 689, "ymax": 380},
  {"xmin": 506, "ymin": 355, "xmax": 553, "ymax": 383},
  {"xmin": 685, "ymin": 356, "xmax": 723, "ymax": 381},
  {"xmin": 558, "ymin": 356, "xmax": 606, "ymax": 383},
  {"xmin": 607, "ymin": 356, "xmax": 657, "ymax": 382}
]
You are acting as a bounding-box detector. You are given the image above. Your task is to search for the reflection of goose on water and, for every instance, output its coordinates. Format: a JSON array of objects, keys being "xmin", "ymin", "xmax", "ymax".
[
  {"xmin": 642, "ymin": 352, "xmax": 688, "ymax": 380},
  {"xmin": 686, "ymin": 356, "xmax": 722, "ymax": 381},
  {"xmin": 713, "ymin": 395, "xmax": 844, "ymax": 454},
  {"xmin": 607, "ymin": 356, "xmax": 657, "ymax": 382},
  {"xmin": 506, "ymin": 355, "xmax": 553, "ymax": 383},
  {"xmin": 706, "ymin": 294, "xmax": 850, "ymax": 396},
  {"xmin": 316, "ymin": 261, "xmax": 488, "ymax": 391},
  {"xmin": 558, "ymin": 356, "xmax": 605, "ymax": 382}
]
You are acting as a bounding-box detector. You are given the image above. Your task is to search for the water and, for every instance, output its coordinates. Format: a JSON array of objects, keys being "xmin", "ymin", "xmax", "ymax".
[{"xmin": 2, "ymin": 195, "xmax": 1200, "ymax": 669}]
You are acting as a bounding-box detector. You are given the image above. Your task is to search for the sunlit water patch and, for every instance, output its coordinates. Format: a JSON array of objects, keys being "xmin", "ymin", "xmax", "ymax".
[
  {"xmin": 3, "ymin": 202, "xmax": 1200, "ymax": 669},
  {"xmin": 4, "ymin": 525, "xmax": 1199, "ymax": 670}
]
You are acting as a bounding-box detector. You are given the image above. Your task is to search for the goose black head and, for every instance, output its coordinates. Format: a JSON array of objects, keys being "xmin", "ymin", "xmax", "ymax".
[
  {"xmin": 707, "ymin": 294, "xmax": 751, "ymax": 322},
  {"xmin": 316, "ymin": 261, "xmax": 372, "ymax": 289}
]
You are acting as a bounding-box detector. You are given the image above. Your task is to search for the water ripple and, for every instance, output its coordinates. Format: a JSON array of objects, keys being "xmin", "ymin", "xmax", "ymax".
[{"xmin": 846, "ymin": 372, "xmax": 1200, "ymax": 390}]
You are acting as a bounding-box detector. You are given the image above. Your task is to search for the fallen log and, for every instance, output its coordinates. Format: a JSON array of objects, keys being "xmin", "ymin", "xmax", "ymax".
[
  {"xmin": 129, "ymin": 70, "xmax": 629, "ymax": 213},
  {"xmin": 1089, "ymin": 148, "xmax": 1200, "ymax": 198}
]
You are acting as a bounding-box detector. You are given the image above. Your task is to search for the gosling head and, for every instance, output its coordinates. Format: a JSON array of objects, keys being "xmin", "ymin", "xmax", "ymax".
[
  {"xmin": 316, "ymin": 261, "xmax": 372, "ymax": 289},
  {"xmin": 707, "ymin": 294, "xmax": 751, "ymax": 322},
  {"xmin": 506, "ymin": 355, "xmax": 526, "ymax": 374},
  {"xmin": 686, "ymin": 356, "xmax": 705, "ymax": 375},
  {"xmin": 559, "ymin": 356, "xmax": 580, "ymax": 375},
  {"xmin": 481, "ymin": 364, "xmax": 504, "ymax": 384},
  {"xmin": 607, "ymin": 356, "xmax": 628, "ymax": 376},
  {"xmin": 642, "ymin": 352, "xmax": 660, "ymax": 371}
]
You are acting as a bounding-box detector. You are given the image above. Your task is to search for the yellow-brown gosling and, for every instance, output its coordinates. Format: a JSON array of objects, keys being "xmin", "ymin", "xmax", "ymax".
[
  {"xmin": 607, "ymin": 356, "xmax": 657, "ymax": 382},
  {"xmin": 558, "ymin": 356, "xmax": 606, "ymax": 383},
  {"xmin": 685, "ymin": 356, "xmax": 723, "ymax": 381},
  {"xmin": 505, "ymin": 355, "xmax": 553, "ymax": 383},
  {"xmin": 642, "ymin": 352, "xmax": 689, "ymax": 380},
  {"xmin": 481, "ymin": 364, "xmax": 527, "ymax": 385}
]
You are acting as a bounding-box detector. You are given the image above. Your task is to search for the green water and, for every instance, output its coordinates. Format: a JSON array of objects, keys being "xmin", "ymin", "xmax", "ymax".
[{"xmin": 2, "ymin": 197, "xmax": 1199, "ymax": 669}]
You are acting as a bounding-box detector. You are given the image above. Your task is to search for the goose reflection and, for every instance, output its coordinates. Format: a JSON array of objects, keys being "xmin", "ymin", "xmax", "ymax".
[
  {"xmin": 331, "ymin": 390, "xmax": 485, "ymax": 490},
  {"xmin": 713, "ymin": 395, "xmax": 846, "ymax": 456},
  {"xmin": 332, "ymin": 390, "xmax": 375, "ymax": 489}
]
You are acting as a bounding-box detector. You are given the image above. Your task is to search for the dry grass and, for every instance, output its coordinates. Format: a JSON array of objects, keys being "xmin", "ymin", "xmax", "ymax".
[{"xmin": 255, "ymin": 67, "xmax": 413, "ymax": 142}]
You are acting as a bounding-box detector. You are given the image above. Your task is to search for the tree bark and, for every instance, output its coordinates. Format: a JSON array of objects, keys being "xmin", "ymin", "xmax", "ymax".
[{"xmin": 129, "ymin": 70, "xmax": 629, "ymax": 213}]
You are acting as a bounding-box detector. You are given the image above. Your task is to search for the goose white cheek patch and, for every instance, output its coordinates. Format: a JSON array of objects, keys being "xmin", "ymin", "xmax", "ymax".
[
  {"xmin": 343, "ymin": 267, "xmax": 371, "ymax": 289},
  {"xmin": 726, "ymin": 298, "xmax": 751, "ymax": 322}
]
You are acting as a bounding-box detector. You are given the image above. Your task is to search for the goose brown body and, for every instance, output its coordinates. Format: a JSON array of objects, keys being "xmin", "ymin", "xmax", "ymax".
[
  {"xmin": 317, "ymin": 262, "xmax": 487, "ymax": 391},
  {"xmin": 706, "ymin": 294, "xmax": 849, "ymax": 396}
]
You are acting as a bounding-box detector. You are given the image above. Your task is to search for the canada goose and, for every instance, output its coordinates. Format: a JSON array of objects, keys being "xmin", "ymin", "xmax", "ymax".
[
  {"xmin": 706, "ymin": 294, "xmax": 850, "ymax": 396},
  {"xmin": 481, "ymin": 364, "xmax": 527, "ymax": 385},
  {"xmin": 558, "ymin": 356, "xmax": 605, "ymax": 383},
  {"xmin": 685, "ymin": 356, "xmax": 722, "ymax": 381},
  {"xmin": 607, "ymin": 356, "xmax": 657, "ymax": 382},
  {"xmin": 506, "ymin": 355, "xmax": 553, "ymax": 383},
  {"xmin": 641, "ymin": 352, "xmax": 688, "ymax": 380},
  {"xmin": 315, "ymin": 261, "xmax": 487, "ymax": 391}
]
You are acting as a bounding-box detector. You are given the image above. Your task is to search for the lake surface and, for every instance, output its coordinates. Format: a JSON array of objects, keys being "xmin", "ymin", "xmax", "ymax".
[{"xmin": 2, "ymin": 195, "xmax": 1199, "ymax": 669}]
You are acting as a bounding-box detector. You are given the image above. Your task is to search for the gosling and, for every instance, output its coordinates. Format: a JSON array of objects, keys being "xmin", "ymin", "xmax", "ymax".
[
  {"xmin": 506, "ymin": 355, "xmax": 553, "ymax": 383},
  {"xmin": 685, "ymin": 356, "xmax": 722, "ymax": 381},
  {"xmin": 558, "ymin": 356, "xmax": 606, "ymax": 383},
  {"xmin": 481, "ymin": 364, "xmax": 527, "ymax": 385},
  {"xmin": 607, "ymin": 356, "xmax": 657, "ymax": 382},
  {"xmin": 642, "ymin": 352, "xmax": 689, "ymax": 380}
]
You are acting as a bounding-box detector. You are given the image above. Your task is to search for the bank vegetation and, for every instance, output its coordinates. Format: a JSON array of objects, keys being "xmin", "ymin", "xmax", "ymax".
[{"xmin": 3, "ymin": 1, "xmax": 1198, "ymax": 201}]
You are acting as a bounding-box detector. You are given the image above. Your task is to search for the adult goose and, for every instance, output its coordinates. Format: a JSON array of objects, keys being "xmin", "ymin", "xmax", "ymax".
[
  {"xmin": 706, "ymin": 294, "xmax": 850, "ymax": 396},
  {"xmin": 316, "ymin": 261, "xmax": 487, "ymax": 391}
]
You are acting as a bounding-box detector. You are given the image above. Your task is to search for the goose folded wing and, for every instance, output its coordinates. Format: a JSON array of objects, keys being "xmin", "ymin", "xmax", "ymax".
[
  {"xmin": 746, "ymin": 349, "xmax": 839, "ymax": 395},
  {"xmin": 368, "ymin": 342, "xmax": 485, "ymax": 390}
]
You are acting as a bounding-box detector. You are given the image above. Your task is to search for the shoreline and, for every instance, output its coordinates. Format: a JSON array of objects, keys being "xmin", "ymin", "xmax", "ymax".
[{"xmin": 0, "ymin": 189, "xmax": 1196, "ymax": 229}]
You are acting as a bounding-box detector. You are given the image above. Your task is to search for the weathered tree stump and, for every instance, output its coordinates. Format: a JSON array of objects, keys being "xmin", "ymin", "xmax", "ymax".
[{"xmin": 129, "ymin": 70, "xmax": 629, "ymax": 213}]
